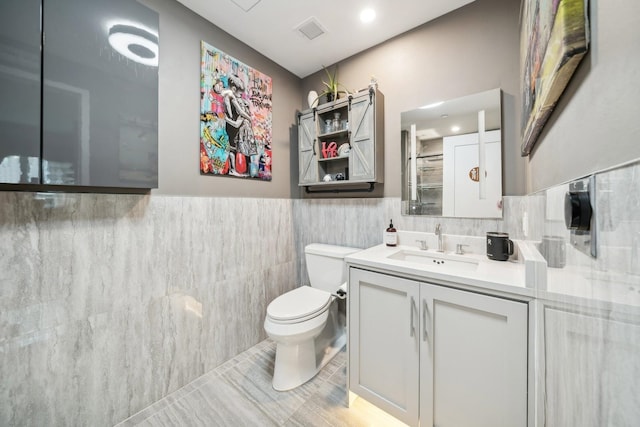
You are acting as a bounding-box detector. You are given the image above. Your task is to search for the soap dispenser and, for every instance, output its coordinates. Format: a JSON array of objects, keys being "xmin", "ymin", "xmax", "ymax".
[{"xmin": 385, "ymin": 219, "xmax": 398, "ymax": 247}]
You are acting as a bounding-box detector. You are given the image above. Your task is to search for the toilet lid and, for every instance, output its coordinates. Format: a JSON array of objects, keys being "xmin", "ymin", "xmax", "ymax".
[{"xmin": 267, "ymin": 286, "xmax": 332, "ymax": 322}]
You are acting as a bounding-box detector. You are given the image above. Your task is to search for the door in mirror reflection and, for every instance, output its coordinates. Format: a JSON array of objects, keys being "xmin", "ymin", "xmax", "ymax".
[{"xmin": 443, "ymin": 130, "xmax": 502, "ymax": 217}]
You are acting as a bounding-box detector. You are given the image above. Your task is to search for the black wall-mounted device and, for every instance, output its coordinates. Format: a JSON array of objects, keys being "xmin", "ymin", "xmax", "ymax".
[
  {"xmin": 563, "ymin": 176, "xmax": 597, "ymax": 258},
  {"xmin": 564, "ymin": 190, "xmax": 592, "ymax": 231}
]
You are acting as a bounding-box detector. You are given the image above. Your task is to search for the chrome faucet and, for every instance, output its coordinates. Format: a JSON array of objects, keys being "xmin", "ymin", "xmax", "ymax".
[{"xmin": 435, "ymin": 223, "xmax": 444, "ymax": 252}]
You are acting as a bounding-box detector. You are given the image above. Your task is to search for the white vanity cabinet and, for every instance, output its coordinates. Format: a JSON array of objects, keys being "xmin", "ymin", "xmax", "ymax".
[
  {"xmin": 348, "ymin": 267, "xmax": 528, "ymax": 427},
  {"xmin": 543, "ymin": 305, "xmax": 640, "ymax": 427}
]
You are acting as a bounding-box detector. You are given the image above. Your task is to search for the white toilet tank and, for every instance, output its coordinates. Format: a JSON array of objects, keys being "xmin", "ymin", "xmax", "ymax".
[{"xmin": 305, "ymin": 244, "xmax": 360, "ymax": 293}]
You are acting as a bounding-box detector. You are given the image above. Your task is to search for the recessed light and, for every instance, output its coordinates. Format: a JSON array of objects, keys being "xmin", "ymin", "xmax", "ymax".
[
  {"xmin": 451, "ymin": 125, "xmax": 461, "ymax": 132},
  {"xmin": 360, "ymin": 8, "xmax": 376, "ymax": 23}
]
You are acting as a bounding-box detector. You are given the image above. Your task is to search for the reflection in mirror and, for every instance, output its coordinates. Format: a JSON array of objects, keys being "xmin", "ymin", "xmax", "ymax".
[{"xmin": 401, "ymin": 88, "xmax": 502, "ymax": 218}]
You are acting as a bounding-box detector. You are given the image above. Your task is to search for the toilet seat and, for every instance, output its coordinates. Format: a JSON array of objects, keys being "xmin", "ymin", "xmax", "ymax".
[{"xmin": 267, "ymin": 286, "xmax": 332, "ymax": 324}]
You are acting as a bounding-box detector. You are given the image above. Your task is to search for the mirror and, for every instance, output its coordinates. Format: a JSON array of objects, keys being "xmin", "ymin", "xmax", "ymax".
[{"xmin": 400, "ymin": 88, "xmax": 502, "ymax": 218}]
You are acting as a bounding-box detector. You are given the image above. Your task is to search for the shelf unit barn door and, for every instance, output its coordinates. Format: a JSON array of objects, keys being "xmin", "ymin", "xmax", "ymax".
[
  {"xmin": 298, "ymin": 111, "xmax": 318, "ymax": 184},
  {"xmin": 349, "ymin": 93, "xmax": 375, "ymax": 181}
]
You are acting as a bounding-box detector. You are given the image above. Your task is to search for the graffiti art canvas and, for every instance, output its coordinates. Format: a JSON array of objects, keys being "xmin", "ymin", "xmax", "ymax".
[
  {"xmin": 200, "ymin": 41, "xmax": 273, "ymax": 180},
  {"xmin": 520, "ymin": 0, "xmax": 589, "ymax": 155}
]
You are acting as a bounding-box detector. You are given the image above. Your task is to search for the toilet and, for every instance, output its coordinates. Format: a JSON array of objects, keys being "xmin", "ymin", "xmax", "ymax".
[{"xmin": 264, "ymin": 243, "xmax": 359, "ymax": 391}]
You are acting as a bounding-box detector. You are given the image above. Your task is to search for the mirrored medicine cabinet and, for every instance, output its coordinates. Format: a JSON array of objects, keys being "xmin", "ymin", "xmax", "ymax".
[{"xmin": 400, "ymin": 88, "xmax": 503, "ymax": 218}]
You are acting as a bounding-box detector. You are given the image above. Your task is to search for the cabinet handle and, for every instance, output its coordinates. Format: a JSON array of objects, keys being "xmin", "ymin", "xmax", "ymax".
[
  {"xmin": 422, "ymin": 299, "xmax": 428, "ymax": 342},
  {"xmin": 410, "ymin": 296, "xmax": 416, "ymax": 337}
]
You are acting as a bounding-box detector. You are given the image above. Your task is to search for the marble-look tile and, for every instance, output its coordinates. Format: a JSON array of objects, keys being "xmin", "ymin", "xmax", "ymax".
[
  {"xmin": 0, "ymin": 193, "xmax": 298, "ymax": 426},
  {"xmin": 221, "ymin": 352, "xmax": 316, "ymax": 424},
  {"xmin": 292, "ymin": 198, "xmax": 387, "ymax": 284},
  {"xmin": 138, "ymin": 379, "xmax": 278, "ymax": 427},
  {"xmin": 385, "ymin": 197, "xmax": 504, "ymax": 238},
  {"xmin": 291, "ymin": 196, "xmax": 531, "ymax": 281},
  {"xmin": 5, "ymin": 161, "xmax": 640, "ymax": 427},
  {"xmin": 539, "ymin": 161, "xmax": 640, "ymax": 295},
  {"xmin": 285, "ymin": 351, "xmax": 405, "ymax": 427},
  {"xmin": 291, "ymin": 196, "xmax": 534, "ymax": 285},
  {"xmin": 502, "ymin": 194, "xmax": 545, "ymax": 240},
  {"xmin": 533, "ymin": 161, "xmax": 640, "ymax": 427},
  {"xmin": 594, "ymin": 165, "xmax": 640, "ymax": 276},
  {"xmin": 117, "ymin": 339, "xmax": 406, "ymax": 427}
]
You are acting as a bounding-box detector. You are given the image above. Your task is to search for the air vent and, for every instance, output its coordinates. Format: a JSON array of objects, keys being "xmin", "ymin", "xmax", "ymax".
[
  {"xmin": 230, "ymin": 0, "xmax": 261, "ymax": 12},
  {"xmin": 295, "ymin": 17, "xmax": 326, "ymax": 41}
]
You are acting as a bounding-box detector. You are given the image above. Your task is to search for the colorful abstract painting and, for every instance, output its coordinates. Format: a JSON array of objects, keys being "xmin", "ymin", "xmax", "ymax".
[
  {"xmin": 520, "ymin": 0, "xmax": 589, "ymax": 155},
  {"xmin": 200, "ymin": 41, "xmax": 272, "ymax": 180}
]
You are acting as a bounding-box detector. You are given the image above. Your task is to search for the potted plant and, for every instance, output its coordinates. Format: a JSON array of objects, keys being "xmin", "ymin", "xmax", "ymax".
[{"xmin": 317, "ymin": 65, "xmax": 349, "ymax": 103}]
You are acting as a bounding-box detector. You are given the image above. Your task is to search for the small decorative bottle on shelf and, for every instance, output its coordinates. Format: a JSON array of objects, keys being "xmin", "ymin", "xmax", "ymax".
[{"xmin": 332, "ymin": 112, "xmax": 341, "ymax": 132}]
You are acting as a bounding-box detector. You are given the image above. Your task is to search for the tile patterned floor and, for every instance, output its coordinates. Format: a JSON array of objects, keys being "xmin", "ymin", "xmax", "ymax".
[{"xmin": 116, "ymin": 339, "xmax": 406, "ymax": 426}]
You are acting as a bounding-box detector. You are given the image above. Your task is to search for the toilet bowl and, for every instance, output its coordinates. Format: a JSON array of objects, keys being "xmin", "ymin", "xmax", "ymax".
[
  {"xmin": 264, "ymin": 286, "xmax": 336, "ymax": 391},
  {"xmin": 264, "ymin": 244, "xmax": 359, "ymax": 391}
]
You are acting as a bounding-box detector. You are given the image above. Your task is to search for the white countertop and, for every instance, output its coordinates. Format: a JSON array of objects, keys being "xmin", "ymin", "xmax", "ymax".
[
  {"xmin": 346, "ymin": 238, "xmax": 640, "ymax": 313},
  {"xmin": 540, "ymin": 267, "xmax": 640, "ymax": 312},
  {"xmin": 345, "ymin": 243, "xmax": 536, "ymax": 300}
]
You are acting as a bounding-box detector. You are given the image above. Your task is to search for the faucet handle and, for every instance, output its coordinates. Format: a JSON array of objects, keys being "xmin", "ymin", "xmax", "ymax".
[
  {"xmin": 416, "ymin": 240, "xmax": 428, "ymax": 250},
  {"xmin": 455, "ymin": 244, "xmax": 469, "ymax": 255}
]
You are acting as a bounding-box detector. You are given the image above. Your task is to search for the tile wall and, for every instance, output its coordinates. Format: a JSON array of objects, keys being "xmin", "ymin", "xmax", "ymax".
[
  {"xmin": 292, "ymin": 195, "xmax": 541, "ymax": 284},
  {"xmin": 2, "ymin": 160, "xmax": 638, "ymax": 426},
  {"xmin": 0, "ymin": 193, "xmax": 297, "ymax": 426},
  {"xmin": 531, "ymin": 161, "xmax": 640, "ymax": 426}
]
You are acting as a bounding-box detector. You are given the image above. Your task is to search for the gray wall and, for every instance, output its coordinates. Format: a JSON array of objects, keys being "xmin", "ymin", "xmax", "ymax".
[
  {"xmin": 301, "ymin": 0, "xmax": 524, "ymax": 198},
  {"xmin": 526, "ymin": 0, "xmax": 640, "ymax": 192},
  {"xmin": 144, "ymin": 0, "xmax": 302, "ymax": 198}
]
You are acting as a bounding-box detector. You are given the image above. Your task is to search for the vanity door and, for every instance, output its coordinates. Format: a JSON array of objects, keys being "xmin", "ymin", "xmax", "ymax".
[
  {"xmin": 419, "ymin": 282, "xmax": 528, "ymax": 427},
  {"xmin": 348, "ymin": 268, "xmax": 420, "ymax": 427}
]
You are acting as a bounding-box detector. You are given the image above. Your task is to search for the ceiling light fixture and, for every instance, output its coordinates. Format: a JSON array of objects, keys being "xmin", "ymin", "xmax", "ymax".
[
  {"xmin": 451, "ymin": 125, "xmax": 461, "ymax": 132},
  {"xmin": 360, "ymin": 8, "xmax": 376, "ymax": 23},
  {"xmin": 108, "ymin": 24, "xmax": 159, "ymax": 67},
  {"xmin": 420, "ymin": 101, "xmax": 444, "ymax": 109}
]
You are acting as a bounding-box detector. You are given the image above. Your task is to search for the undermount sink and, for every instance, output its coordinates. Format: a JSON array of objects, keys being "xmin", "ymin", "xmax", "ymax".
[{"xmin": 386, "ymin": 249, "xmax": 479, "ymax": 272}]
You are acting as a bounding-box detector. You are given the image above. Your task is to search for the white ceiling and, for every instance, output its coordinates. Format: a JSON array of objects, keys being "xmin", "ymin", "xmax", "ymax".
[{"xmin": 176, "ymin": 0, "xmax": 476, "ymax": 78}]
